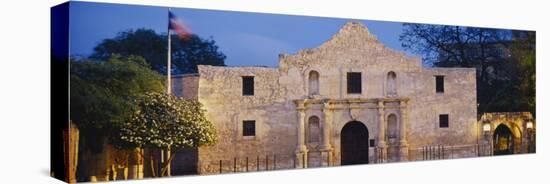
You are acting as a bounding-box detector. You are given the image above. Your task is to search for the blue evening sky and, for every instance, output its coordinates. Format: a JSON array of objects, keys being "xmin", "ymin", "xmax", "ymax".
[{"xmin": 69, "ymin": 1, "xmax": 413, "ymax": 67}]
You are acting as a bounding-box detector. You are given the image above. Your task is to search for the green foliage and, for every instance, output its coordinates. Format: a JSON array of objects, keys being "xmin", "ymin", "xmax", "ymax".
[
  {"xmin": 119, "ymin": 92, "xmax": 217, "ymax": 150},
  {"xmin": 91, "ymin": 29, "xmax": 226, "ymax": 75},
  {"xmin": 70, "ymin": 55, "xmax": 165, "ymax": 131},
  {"xmin": 170, "ymin": 34, "xmax": 226, "ymax": 74},
  {"xmin": 511, "ymin": 31, "xmax": 536, "ymax": 116},
  {"xmin": 118, "ymin": 92, "xmax": 217, "ymax": 177}
]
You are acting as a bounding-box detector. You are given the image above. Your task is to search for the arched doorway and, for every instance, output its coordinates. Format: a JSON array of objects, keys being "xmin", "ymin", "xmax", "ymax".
[
  {"xmin": 341, "ymin": 121, "xmax": 369, "ymax": 165},
  {"xmin": 493, "ymin": 124, "xmax": 514, "ymax": 155}
]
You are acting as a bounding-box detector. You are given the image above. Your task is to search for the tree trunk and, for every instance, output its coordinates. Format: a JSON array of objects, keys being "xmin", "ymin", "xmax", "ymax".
[
  {"xmin": 63, "ymin": 121, "xmax": 79, "ymax": 183},
  {"xmin": 160, "ymin": 148, "xmax": 178, "ymax": 177},
  {"xmin": 128, "ymin": 148, "xmax": 144, "ymax": 179},
  {"xmin": 149, "ymin": 149, "xmax": 156, "ymax": 178},
  {"xmin": 163, "ymin": 147, "xmax": 171, "ymax": 176}
]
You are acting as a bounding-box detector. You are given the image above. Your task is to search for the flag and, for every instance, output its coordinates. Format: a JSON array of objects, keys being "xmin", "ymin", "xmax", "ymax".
[{"xmin": 168, "ymin": 11, "xmax": 192, "ymax": 39}]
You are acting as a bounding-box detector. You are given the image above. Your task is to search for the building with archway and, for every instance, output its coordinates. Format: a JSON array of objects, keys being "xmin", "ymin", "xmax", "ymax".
[
  {"xmin": 479, "ymin": 112, "xmax": 536, "ymax": 156},
  {"xmin": 170, "ymin": 22, "xmax": 527, "ymax": 174}
]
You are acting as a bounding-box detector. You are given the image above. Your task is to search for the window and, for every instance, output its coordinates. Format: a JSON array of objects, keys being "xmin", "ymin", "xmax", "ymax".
[
  {"xmin": 435, "ymin": 76, "xmax": 444, "ymax": 93},
  {"xmin": 307, "ymin": 116, "xmax": 321, "ymax": 143},
  {"xmin": 386, "ymin": 71, "xmax": 397, "ymax": 97},
  {"xmin": 439, "ymin": 114, "xmax": 449, "ymax": 128},
  {"xmin": 369, "ymin": 139, "xmax": 376, "ymax": 147},
  {"xmin": 243, "ymin": 120, "xmax": 256, "ymax": 136},
  {"xmin": 347, "ymin": 72, "xmax": 362, "ymax": 94},
  {"xmin": 242, "ymin": 76, "xmax": 254, "ymax": 96},
  {"xmin": 308, "ymin": 71, "xmax": 320, "ymax": 95}
]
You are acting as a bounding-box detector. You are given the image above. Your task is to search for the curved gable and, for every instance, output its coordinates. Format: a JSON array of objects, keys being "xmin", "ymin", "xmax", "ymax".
[{"xmin": 279, "ymin": 22, "xmax": 421, "ymax": 72}]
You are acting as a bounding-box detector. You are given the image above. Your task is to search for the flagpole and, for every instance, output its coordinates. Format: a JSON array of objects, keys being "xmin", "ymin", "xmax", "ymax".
[
  {"xmin": 164, "ymin": 7, "xmax": 172, "ymax": 177},
  {"xmin": 167, "ymin": 8, "xmax": 172, "ymax": 95}
]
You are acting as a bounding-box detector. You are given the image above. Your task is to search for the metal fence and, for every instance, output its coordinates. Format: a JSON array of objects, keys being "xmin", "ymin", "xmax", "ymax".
[
  {"xmin": 201, "ymin": 154, "xmax": 298, "ymax": 174},
  {"xmin": 410, "ymin": 143, "xmax": 492, "ymax": 161},
  {"xmin": 201, "ymin": 144, "xmax": 494, "ymax": 173}
]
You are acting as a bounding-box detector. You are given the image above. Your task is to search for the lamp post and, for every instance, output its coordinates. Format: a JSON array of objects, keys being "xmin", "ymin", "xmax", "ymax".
[{"xmin": 526, "ymin": 121, "xmax": 534, "ymax": 153}]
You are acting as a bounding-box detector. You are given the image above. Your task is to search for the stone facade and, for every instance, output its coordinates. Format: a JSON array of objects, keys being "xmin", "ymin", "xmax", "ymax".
[
  {"xmin": 479, "ymin": 112, "xmax": 536, "ymax": 155},
  {"xmin": 173, "ymin": 22, "xmax": 481, "ymax": 174}
]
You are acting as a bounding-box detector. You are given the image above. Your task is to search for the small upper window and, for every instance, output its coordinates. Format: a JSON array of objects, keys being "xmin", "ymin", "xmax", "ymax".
[
  {"xmin": 242, "ymin": 76, "xmax": 254, "ymax": 96},
  {"xmin": 435, "ymin": 76, "xmax": 444, "ymax": 93},
  {"xmin": 243, "ymin": 120, "xmax": 256, "ymax": 136},
  {"xmin": 347, "ymin": 72, "xmax": 362, "ymax": 94},
  {"xmin": 439, "ymin": 114, "xmax": 449, "ymax": 128}
]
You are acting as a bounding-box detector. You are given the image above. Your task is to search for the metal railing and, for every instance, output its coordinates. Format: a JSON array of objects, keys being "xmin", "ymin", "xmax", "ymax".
[
  {"xmin": 202, "ymin": 154, "xmax": 298, "ymax": 174},
  {"xmin": 410, "ymin": 143, "xmax": 492, "ymax": 161},
  {"xmin": 201, "ymin": 143, "xmax": 497, "ymax": 174}
]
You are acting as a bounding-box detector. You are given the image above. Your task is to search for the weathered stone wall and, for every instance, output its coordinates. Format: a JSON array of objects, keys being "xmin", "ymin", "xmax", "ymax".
[
  {"xmin": 195, "ymin": 66, "xmax": 298, "ymax": 174},
  {"xmin": 278, "ymin": 22, "xmax": 422, "ymax": 100},
  {"xmin": 172, "ymin": 22, "xmax": 479, "ymax": 174},
  {"xmin": 406, "ymin": 68, "xmax": 478, "ymax": 149},
  {"xmin": 172, "ymin": 74, "xmax": 199, "ymax": 100}
]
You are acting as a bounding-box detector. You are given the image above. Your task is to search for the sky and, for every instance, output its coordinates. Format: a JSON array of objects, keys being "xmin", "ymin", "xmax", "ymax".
[{"xmin": 69, "ymin": 1, "xmax": 413, "ymax": 67}]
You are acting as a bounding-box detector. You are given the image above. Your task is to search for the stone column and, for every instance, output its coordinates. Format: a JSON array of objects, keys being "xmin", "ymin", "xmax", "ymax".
[
  {"xmin": 377, "ymin": 100, "xmax": 387, "ymax": 163},
  {"xmin": 320, "ymin": 100, "xmax": 333, "ymax": 166},
  {"xmin": 399, "ymin": 100, "xmax": 409, "ymax": 161},
  {"xmin": 294, "ymin": 100, "xmax": 308, "ymax": 168}
]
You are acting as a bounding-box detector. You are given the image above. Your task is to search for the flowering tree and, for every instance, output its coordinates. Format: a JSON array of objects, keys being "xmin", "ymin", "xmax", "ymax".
[
  {"xmin": 119, "ymin": 92, "xmax": 217, "ymax": 177},
  {"xmin": 69, "ymin": 55, "xmax": 165, "ymax": 180}
]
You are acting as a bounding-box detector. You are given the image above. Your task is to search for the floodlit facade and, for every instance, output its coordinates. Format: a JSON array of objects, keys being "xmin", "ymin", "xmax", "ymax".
[{"xmin": 171, "ymin": 22, "xmax": 530, "ymax": 174}]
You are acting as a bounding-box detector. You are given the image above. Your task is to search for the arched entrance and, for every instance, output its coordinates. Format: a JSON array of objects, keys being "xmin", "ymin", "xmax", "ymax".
[
  {"xmin": 493, "ymin": 124, "xmax": 514, "ymax": 155},
  {"xmin": 341, "ymin": 121, "xmax": 369, "ymax": 165}
]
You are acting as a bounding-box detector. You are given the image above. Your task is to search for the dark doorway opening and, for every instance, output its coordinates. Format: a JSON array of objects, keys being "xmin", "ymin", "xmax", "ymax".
[
  {"xmin": 341, "ymin": 121, "xmax": 369, "ymax": 165},
  {"xmin": 493, "ymin": 124, "xmax": 515, "ymax": 155}
]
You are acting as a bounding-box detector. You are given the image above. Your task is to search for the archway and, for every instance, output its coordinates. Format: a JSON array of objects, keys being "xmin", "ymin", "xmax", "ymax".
[
  {"xmin": 493, "ymin": 124, "xmax": 515, "ymax": 155},
  {"xmin": 341, "ymin": 121, "xmax": 369, "ymax": 165}
]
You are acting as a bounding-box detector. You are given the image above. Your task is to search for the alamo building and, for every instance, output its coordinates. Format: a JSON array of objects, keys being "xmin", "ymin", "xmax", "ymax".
[{"xmin": 169, "ymin": 22, "xmax": 535, "ymax": 175}]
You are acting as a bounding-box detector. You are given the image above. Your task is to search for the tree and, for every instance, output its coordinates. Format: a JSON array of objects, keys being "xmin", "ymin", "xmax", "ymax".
[
  {"xmin": 91, "ymin": 29, "xmax": 226, "ymax": 75},
  {"xmin": 119, "ymin": 92, "xmax": 217, "ymax": 177},
  {"xmin": 399, "ymin": 24, "xmax": 511, "ymax": 80},
  {"xmin": 510, "ymin": 31, "xmax": 536, "ymax": 116},
  {"xmin": 70, "ymin": 55, "xmax": 166, "ymax": 181},
  {"xmin": 70, "ymin": 55, "xmax": 165, "ymax": 131},
  {"xmin": 399, "ymin": 23, "xmax": 535, "ymax": 115}
]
